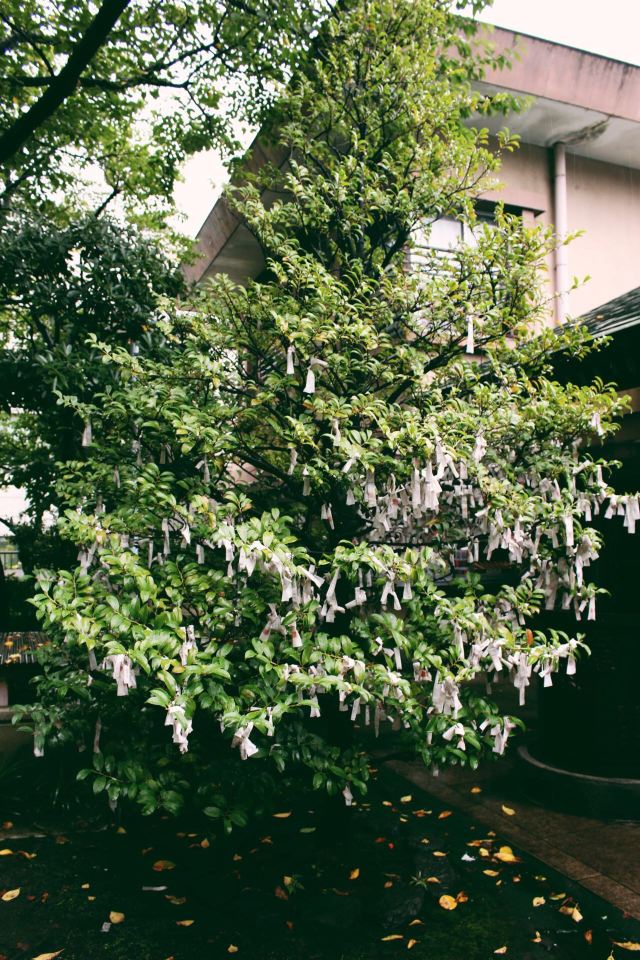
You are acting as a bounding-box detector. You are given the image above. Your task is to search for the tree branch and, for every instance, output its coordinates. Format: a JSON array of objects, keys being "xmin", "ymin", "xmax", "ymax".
[{"xmin": 0, "ymin": 0, "xmax": 132, "ymax": 168}]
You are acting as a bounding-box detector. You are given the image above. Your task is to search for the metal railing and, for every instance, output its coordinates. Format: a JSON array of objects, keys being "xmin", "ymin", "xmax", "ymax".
[{"xmin": 0, "ymin": 547, "xmax": 21, "ymax": 575}]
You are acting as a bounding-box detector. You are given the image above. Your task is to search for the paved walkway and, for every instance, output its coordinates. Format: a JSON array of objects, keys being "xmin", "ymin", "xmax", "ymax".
[{"xmin": 387, "ymin": 756, "xmax": 640, "ymax": 921}]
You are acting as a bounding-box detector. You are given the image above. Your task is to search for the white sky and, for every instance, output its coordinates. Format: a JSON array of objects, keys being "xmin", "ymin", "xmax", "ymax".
[
  {"xmin": 174, "ymin": 0, "xmax": 640, "ymax": 238},
  {"xmin": 477, "ymin": 0, "xmax": 640, "ymax": 65}
]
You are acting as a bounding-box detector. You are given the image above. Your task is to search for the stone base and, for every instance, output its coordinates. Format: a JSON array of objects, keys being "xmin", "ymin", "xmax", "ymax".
[{"xmin": 518, "ymin": 744, "xmax": 640, "ymax": 821}]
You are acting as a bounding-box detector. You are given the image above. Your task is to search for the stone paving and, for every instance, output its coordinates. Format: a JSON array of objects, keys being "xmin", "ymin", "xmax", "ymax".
[{"xmin": 388, "ymin": 756, "xmax": 640, "ymax": 921}]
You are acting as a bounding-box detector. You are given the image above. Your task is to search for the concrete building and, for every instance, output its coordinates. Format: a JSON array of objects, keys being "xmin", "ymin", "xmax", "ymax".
[
  {"xmin": 480, "ymin": 28, "xmax": 640, "ymax": 322},
  {"xmin": 185, "ymin": 27, "xmax": 640, "ymax": 326}
]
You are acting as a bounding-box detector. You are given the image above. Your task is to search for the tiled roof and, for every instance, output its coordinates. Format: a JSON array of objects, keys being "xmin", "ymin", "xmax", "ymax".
[
  {"xmin": 580, "ymin": 286, "xmax": 640, "ymax": 337},
  {"xmin": 0, "ymin": 632, "xmax": 46, "ymax": 665}
]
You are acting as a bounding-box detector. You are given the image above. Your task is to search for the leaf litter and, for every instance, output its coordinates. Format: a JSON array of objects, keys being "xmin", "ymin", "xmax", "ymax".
[{"xmin": 0, "ymin": 771, "xmax": 638, "ymax": 959}]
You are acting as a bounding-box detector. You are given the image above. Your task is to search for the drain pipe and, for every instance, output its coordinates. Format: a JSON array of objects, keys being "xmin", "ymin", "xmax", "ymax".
[{"xmin": 553, "ymin": 142, "xmax": 569, "ymax": 324}]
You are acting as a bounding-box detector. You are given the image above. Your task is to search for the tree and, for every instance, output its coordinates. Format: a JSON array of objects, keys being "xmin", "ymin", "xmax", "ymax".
[
  {"xmin": 21, "ymin": 0, "xmax": 633, "ymax": 825},
  {"xmin": 0, "ymin": 213, "xmax": 184, "ymax": 572},
  {"xmin": 0, "ymin": 0, "xmax": 335, "ymax": 218}
]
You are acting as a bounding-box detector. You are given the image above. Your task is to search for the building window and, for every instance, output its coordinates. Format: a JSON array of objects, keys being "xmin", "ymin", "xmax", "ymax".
[{"xmin": 419, "ymin": 206, "xmax": 499, "ymax": 253}]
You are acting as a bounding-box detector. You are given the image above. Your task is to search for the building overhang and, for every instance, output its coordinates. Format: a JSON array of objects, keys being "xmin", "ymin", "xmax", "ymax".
[{"xmin": 476, "ymin": 27, "xmax": 640, "ymax": 171}]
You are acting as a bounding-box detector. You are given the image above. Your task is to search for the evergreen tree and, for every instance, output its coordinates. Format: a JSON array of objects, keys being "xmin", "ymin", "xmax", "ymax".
[
  {"xmin": 23, "ymin": 0, "xmax": 634, "ymax": 824},
  {"xmin": 0, "ymin": 214, "xmax": 183, "ymax": 574}
]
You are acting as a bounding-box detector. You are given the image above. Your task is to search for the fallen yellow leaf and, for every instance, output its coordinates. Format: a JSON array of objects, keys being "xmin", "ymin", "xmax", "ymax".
[
  {"xmin": 501, "ymin": 805, "xmax": 516, "ymax": 817},
  {"xmin": 438, "ymin": 811, "xmax": 452, "ymax": 820},
  {"xmin": 382, "ymin": 801, "xmax": 393, "ymax": 807},
  {"xmin": 559, "ymin": 904, "xmax": 583, "ymax": 923},
  {"xmin": 227, "ymin": 947, "xmax": 239, "ymax": 954},
  {"xmin": 612, "ymin": 942, "xmax": 640, "ymax": 951},
  {"xmin": 584, "ymin": 931, "xmax": 593, "ymax": 945},
  {"xmin": 32, "ymin": 953, "xmax": 63, "ymax": 960},
  {"xmin": 438, "ymin": 895, "xmax": 458, "ymax": 911},
  {"xmin": 495, "ymin": 846, "xmax": 520, "ymax": 864},
  {"xmin": 273, "ymin": 812, "xmax": 291, "ymax": 819},
  {"xmin": 407, "ymin": 939, "xmax": 418, "ymax": 949},
  {"xmin": 533, "ymin": 897, "xmax": 545, "ymax": 907},
  {"xmin": 409, "ymin": 919, "xmax": 424, "ymax": 926},
  {"xmin": 483, "ymin": 870, "xmax": 499, "ymax": 877},
  {"xmin": 432, "ymin": 851, "xmax": 447, "ymax": 858},
  {"xmin": 494, "ymin": 948, "xmax": 508, "ymax": 955},
  {"xmin": 349, "ymin": 868, "xmax": 360, "ymax": 880},
  {"xmin": 0, "ymin": 849, "xmax": 13, "ymax": 856},
  {"xmin": 381, "ymin": 935, "xmax": 403, "ymax": 941},
  {"xmin": 165, "ymin": 895, "xmax": 187, "ymax": 905},
  {"xmin": 384, "ymin": 881, "xmax": 393, "ymax": 889},
  {"xmin": 116, "ymin": 827, "xmax": 126, "ymax": 835},
  {"xmin": 456, "ymin": 891, "xmax": 469, "ymax": 903},
  {"xmin": 549, "ymin": 892, "xmax": 566, "ymax": 900},
  {"xmin": 176, "ymin": 920, "xmax": 194, "ymax": 927},
  {"xmin": 2, "ymin": 888, "xmax": 20, "ymax": 901},
  {"xmin": 425, "ymin": 876, "xmax": 441, "ymax": 884},
  {"xmin": 81, "ymin": 883, "xmax": 90, "ymax": 890},
  {"xmin": 531, "ymin": 932, "xmax": 542, "ymax": 944},
  {"xmin": 109, "ymin": 912, "xmax": 125, "ymax": 924},
  {"xmin": 200, "ymin": 838, "xmax": 210, "ymax": 849},
  {"xmin": 470, "ymin": 786, "xmax": 482, "ymax": 794},
  {"xmin": 400, "ymin": 795, "xmax": 412, "ymax": 803},
  {"xmin": 152, "ymin": 860, "xmax": 176, "ymax": 872}
]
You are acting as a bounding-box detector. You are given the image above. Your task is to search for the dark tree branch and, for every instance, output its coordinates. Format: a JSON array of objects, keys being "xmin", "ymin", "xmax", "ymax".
[
  {"xmin": 93, "ymin": 186, "xmax": 121, "ymax": 218},
  {"xmin": 0, "ymin": 0, "xmax": 132, "ymax": 168}
]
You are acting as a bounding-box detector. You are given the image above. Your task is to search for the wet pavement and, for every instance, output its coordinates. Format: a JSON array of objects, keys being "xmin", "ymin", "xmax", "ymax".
[
  {"xmin": 388, "ymin": 755, "xmax": 640, "ymax": 921},
  {"xmin": 1, "ymin": 765, "xmax": 640, "ymax": 960}
]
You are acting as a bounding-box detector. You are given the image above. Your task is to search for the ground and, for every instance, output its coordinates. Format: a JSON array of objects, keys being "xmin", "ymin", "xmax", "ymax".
[{"xmin": 1, "ymin": 762, "xmax": 639, "ymax": 960}]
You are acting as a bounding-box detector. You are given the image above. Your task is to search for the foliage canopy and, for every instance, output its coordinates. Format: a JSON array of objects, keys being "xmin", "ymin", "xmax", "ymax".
[
  {"xmin": 0, "ymin": 0, "xmax": 334, "ymax": 219},
  {"xmin": 0, "ymin": 214, "xmax": 183, "ymax": 569}
]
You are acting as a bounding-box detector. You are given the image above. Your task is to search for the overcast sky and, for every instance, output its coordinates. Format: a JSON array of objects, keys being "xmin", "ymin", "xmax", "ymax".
[
  {"xmin": 477, "ymin": 0, "xmax": 640, "ymax": 64},
  {"xmin": 174, "ymin": 0, "xmax": 639, "ymax": 237}
]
